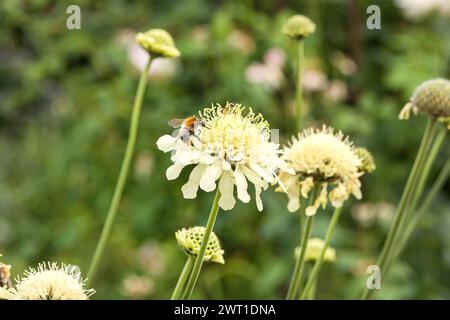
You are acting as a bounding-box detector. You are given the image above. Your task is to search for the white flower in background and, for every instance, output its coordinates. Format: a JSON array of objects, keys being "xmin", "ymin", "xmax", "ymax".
[
  {"xmin": 1, "ymin": 262, "xmax": 94, "ymax": 300},
  {"xmin": 227, "ymin": 29, "xmax": 255, "ymax": 55},
  {"xmin": 136, "ymin": 241, "xmax": 166, "ymax": 276},
  {"xmin": 302, "ymin": 69, "xmax": 328, "ymax": 92},
  {"xmin": 352, "ymin": 202, "xmax": 395, "ymax": 228},
  {"xmin": 324, "ymin": 80, "xmax": 348, "ymax": 103},
  {"xmin": 157, "ymin": 103, "xmax": 293, "ymax": 211},
  {"xmin": 117, "ymin": 29, "xmax": 178, "ymax": 79},
  {"xmin": 277, "ymin": 126, "xmax": 362, "ymax": 215},
  {"xmin": 330, "ymin": 51, "xmax": 357, "ymax": 76},
  {"xmin": 395, "ymin": 0, "xmax": 450, "ymax": 20},
  {"xmin": 245, "ymin": 48, "xmax": 285, "ymax": 90},
  {"xmin": 295, "ymin": 238, "xmax": 336, "ymax": 262},
  {"xmin": 245, "ymin": 63, "xmax": 285, "ymax": 89},
  {"xmin": 122, "ymin": 274, "xmax": 154, "ymax": 299},
  {"xmin": 134, "ymin": 151, "xmax": 154, "ymax": 182}
]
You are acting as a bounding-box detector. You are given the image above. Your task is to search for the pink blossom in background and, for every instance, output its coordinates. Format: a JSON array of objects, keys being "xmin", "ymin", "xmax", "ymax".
[
  {"xmin": 263, "ymin": 48, "xmax": 285, "ymax": 67},
  {"xmin": 302, "ymin": 69, "xmax": 328, "ymax": 92}
]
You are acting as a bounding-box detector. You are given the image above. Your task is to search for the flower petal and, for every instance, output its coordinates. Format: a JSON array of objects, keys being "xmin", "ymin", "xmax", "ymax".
[
  {"xmin": 255, "ymin": 185, "xmax": 264, "ymax": 212},
  {"xmin": 199, "ymin": 163, "xmax": 223, "ymax": 192},
  {"xmin": 218, "ymin": 173, "xmax": 235, "ymax": 210},
  {"xmin": 234, "ymin": 166, "xmax": 251, "ymax": 203},
  {"xmin": 166, "ymin": 163, "xmax": 184, "ymax": 180},
  {"xmin": 181, "ymin": 164, "xmax": 206, "ymax": 199},
  {"xmin": 156, "ymin": 135, "xmax": 177, "ymax": 152}
]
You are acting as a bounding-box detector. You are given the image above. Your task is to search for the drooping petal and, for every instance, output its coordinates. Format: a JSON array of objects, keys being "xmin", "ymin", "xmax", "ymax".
[
  {"xmin": 199, "ymin": 163, "xmax": 223, "ymax": 192},
  {"xmin": 181, "ymin": 164, "xmax": 206, "ymax": 199},
  {"xmin": 287, "ymin": 183, "xmax": 301, "ymax": 213},
  {"xmin": 218, "ymin": 173, "xmax": 236, "ymax": 210},
  {"xmin": 156, "ymin": 135, "xmax": 177, "ymax": 152},
  {"xmin": 249, "ymin": 163, "xmax": 275, "ymax": 183},
  {"xmin": 240, "ymin": 165, "xmax": 266, "ymax": 188},
  {"xmin": 234, "ymin": 166, "xmax": 251, "ymax": 203},
  {"xmin": 166, "ymin": 163, "xmax": 184, "ymax": 180},
  {"xmin": 254, "ymin": 185, "xmax": 263, "ymax": 212}
]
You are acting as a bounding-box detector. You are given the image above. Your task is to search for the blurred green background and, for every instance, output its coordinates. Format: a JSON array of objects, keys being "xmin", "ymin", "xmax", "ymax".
[{"xmin": 0, "ymin": 0, "xmax": 449, "ymax": 299}]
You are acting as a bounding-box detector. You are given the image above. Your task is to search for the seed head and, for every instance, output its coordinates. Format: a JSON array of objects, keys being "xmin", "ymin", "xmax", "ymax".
[{"xmin": 175, "ymin": 227, "xmax": 225, "ymax": 264}]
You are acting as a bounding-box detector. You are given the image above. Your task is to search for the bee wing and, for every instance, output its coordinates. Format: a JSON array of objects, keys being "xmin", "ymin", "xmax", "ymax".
[{"xmin": 168, "ymin": 118, "xmax": 185, "ymax": 128}]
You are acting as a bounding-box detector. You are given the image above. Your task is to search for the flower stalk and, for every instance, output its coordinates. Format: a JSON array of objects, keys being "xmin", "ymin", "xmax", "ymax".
[
  {"xmin": 183, "ymin": 190, "xmax": 221, "ymax": 299},
  {"xmin": 286, "ymin": 185, "xmax": 319, "ymax": 300},
  {"xmin": 361, "ymin": 117, "xmax": 438, "ymax": 299},
  {"xmin": 171, "ymin": 257, "xmax": 194, "ymax": 300},
  {"xmin": 295, "ymin": 40, "xmax": 304, "ymax": 130},
  {"xmin": 386, "ymin": 131, "xmax": 448, "ymax": 272},
  {"xmin": 300, "ymin": 206, "xmax": 343, "ymax": 300},
  {"xmin": 87, "ymin": 57, "xmax": 153, "ymax": 286}
]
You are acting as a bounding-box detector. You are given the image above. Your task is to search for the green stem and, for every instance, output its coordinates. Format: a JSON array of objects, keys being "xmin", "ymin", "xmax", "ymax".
[
  {"xmin": 295, "ymin": 40, "xmax": 304, "ymax": 131},
  {"xmin": 304, "ymin": 263, "xmax": 318, "ymax": 300},
  {"xmin": 385, "ymin": 129, "xmax": 447, "ymax": 271},
  {"xmin": 388, "ymin": 150, "xmax": 450, "ymax": 270},
  {"xmin": 183, "ymin": 190, "xmax": 221, "ymax": 300},
  {"xmin": 171, "ymin": 257, "xmax": 194, "ymax": 300},
  {"xmin": 361, "ymin": 117, "xmax": 437, "ymax": 300},
  {"xmin": 86, "ymin": 58, "xmax": 152, "ymax": 287},
  {"xmin": 286, "ymin": 185, "xmax": 319, "ymax": 300},
  {"xmin": 300, "ymin": 206, "xmax": 342, "ymax": 300},
  {"xmin": 397, "ymin": 127, "xmax": 444, "ymax": 234}
]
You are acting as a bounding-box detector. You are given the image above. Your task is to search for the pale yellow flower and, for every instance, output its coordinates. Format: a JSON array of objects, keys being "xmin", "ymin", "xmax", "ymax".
[
  {"xmin": 277, "ymin": 126, "xmax": 362, "ymax": 215},
  {"xmin": 175, "ymin": 226, "xmax": 225, "ymax": 264},
  {"xmin": 157, "ymin": 103, "xmax": 293, "ymax": 211},
  {"xmin": 295, "ymin": 238, "xmax": 336, "ymax": 263},
  {"xmin": 2, "ymin": 262, "xmax": 94, "ymax": 300}
]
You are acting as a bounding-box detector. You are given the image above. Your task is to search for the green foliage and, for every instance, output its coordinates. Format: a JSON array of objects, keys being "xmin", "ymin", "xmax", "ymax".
[{"xmin": 0, "ymin": 0, "xmax": 449, "ymax": 299}]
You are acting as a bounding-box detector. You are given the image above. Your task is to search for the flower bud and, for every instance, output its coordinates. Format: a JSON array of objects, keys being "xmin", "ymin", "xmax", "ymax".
[
  {"xmin": 136, "ymin": 28, "xmax": 180, "ymax": 58},
  {"xmin": 400, "ymin": 78, "xmax": 450, "ymax": 123},
  {"xmin": 354, "ymin": 147, "xmax": 376, "ymax": 174},
  {"xmin": 282, "ymin": 15, "xmax": 316, "ymax": 40}
]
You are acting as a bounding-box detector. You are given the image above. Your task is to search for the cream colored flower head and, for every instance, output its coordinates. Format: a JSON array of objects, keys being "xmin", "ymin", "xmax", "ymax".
[
  {"xmin": 277, "ymin": 126, "xmax": 362, "ymax": 216},
  {"xmin": 157, "ymin": 102, "xmax": 293, "ymax": 211},
  {"xmin": 136, "ymin": 28, "xmax": 180, "ymax": 58},
  {"xmin": 282, "ymin": 14, "xmax": 316, "ymax": 40},
  {"xmin": 399, "ymin": 78, "xmax": 450, "ymax": 129},
  {"xmin": 176, "ymin": 226, "xmax": 225, "ymax": 264},
  {"xmin": 0, "ymin": 262, "xmax": 95, "ymax": 300},
  {"xmin": 295, "ymin": 238, "xmax": 336, "ymax": 263}
]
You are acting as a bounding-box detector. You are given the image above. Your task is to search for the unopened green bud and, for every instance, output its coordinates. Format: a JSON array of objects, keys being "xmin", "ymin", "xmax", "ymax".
[
  {"xmin": 354, "ymin": 147, "xmax": 376, "ymax": 174},
  {"xmin": 400, "ymin": 78, "xmax": 450, "ymax": 122},
  {"xmin": 136, "ymin": 28, "xmax": 180, "ymax": 58},
  {"xmin": 282, "ymin": 15, "xmax": 316, "ymax": 40}
]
